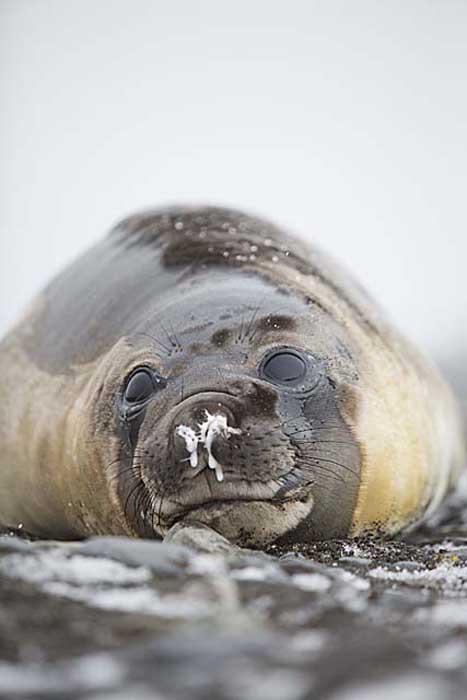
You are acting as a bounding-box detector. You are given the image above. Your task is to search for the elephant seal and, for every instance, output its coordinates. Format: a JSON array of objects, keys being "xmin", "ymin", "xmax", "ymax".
[{"xmin": 0, "ymin": 206, "xmax": 465, "ymax": 546}]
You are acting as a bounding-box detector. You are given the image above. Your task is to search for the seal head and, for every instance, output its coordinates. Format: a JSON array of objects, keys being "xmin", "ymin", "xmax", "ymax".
[{"xmin": 90, "ymin": 271, "xmax": 361, "ymax": 547}]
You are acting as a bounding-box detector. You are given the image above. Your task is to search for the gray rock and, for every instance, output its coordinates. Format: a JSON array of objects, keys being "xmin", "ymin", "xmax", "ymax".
[
  {"xmin": 164, "ymin": 521, "xmax": 242, "ymax": 555},
  {"xmin": 0, "ymin": 535, "xmax": 33, "ymax": 552},
  {"xmin": 445, "ymin": 546, "xmax": 467, "ymax": 559},
  {"xmin": 77, "ymin": 536, "xmax": 192, "ymax": 575},
  {"xmin": 2, "ymin": 483, "xmax": 467, "ymax": 699},
  {"xmin": 338, "ymin": 556, "xmax": 373, "ymax": 570},
  {"xmin": 382, "ymin": 560, "xmax": 422, "ymax": 572}
]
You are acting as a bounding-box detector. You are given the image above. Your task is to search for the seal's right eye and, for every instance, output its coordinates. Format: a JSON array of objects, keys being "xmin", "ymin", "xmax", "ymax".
[{"xmin": 124, "ymin": 370, "xmax": 154, "ymax": 404}]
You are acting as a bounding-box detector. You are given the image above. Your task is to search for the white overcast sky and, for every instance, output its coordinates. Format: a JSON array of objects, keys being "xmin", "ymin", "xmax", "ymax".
[{"xmin": 1, "ymin": 0, "xmax": 466, "ymax": 393}]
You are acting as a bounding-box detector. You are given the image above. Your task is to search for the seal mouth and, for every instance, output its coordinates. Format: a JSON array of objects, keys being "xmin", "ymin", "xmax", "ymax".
[
  {"xmin": 165, "ymin": 496, "xmax": 267, "ymax": 527},
  {"xmin": 162, "ymin": 467, "xmax": 309, "ymax": 528}
]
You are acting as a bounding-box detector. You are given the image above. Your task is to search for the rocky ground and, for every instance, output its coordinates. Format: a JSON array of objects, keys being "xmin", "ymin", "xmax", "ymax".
[{"xmin": 2, "ymin": 482, "xmax": 467, "ymax": 700}]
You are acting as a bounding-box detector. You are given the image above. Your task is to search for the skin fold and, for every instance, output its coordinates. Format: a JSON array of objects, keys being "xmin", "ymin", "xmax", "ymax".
[{"xmin": 0, "ymin": 206, "xmax": 465, "ymax": 546}]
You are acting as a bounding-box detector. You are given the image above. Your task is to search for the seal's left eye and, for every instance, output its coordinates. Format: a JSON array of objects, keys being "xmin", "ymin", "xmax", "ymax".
[
  {"xmin": 262, "ymin": 350, "xmax": 307, "ymax": 384},
  {"xmin": 125, "ymin": 370, "xmax": 154, "ymax": 403}
]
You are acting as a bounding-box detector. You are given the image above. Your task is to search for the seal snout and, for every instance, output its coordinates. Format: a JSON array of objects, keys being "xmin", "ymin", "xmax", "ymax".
[{"xmin": 173, "ymin": 394, "xmax": 241, "ymax": 483}]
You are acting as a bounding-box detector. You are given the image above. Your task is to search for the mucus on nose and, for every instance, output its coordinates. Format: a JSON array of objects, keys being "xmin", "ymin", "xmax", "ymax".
[
  {"xmin": 175, "ymin": 411, "xmax": 241, "ymax": 482},
  {"xmin": 175, "ymin": 425, "xmax": 199, "ymax": 467}
]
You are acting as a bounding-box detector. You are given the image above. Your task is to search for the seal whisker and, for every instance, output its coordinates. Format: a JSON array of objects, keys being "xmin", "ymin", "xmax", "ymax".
[
  {"xmin": 139, "ymin": 329, "xmax": 172, "ymax": 355},
  {"xmin": 159, "ymin": 321, "xmax": 181, "ymax": 350},
  {"xmin": 237, "ymin": 310, "xmax": 246, "ymax": 343},
  {"xmin": 306, "ymin": 439, "xmax": 357, "ymax": 447},
  {"xmin": 136, "ymin": 470, "xmax": 162, "ymax": 533},
  {"xmin": 107, "ymin": 464, "xmax": 140, "ymax": 484},
  {"xmin": 123, "ymin": 479, "xmax": 146, "ymax": 527},
  {"xmin": 298, "ymin": 459, "xmax": 346, "ymax": 484},
  {"xmin": 140, "ymin": 488, "xmax": 158, "ymax": 536},
  {"xmin": 156, "ymin": 485, "xmax": 168, "ymax": 529},
  {"xmin": 248, "ymin": 299, "xmax": 292, "ymax": 343},
  {"xmin": 166, "ymin": 319, "xmax": 183, "ymax": 351},
  {"xmin": 134, "ymin": 483, "xmax": 150, "ymax": 533},
  {"xmin": 309, "ymin": 425, "xmax": 354, "ymax": 432},
  {"xmin": 271, "ymin": 476, "xmax": 317, "ymax": 501},
  {"xmin": 286, "ymin": 427, "xmax": 315, "ymax": 439},
  {"xmin": 285, "ymin": 424, "xmax": 348, "ymax": 439},
  {"xmin": 243, "ymin": 294, "xmax": 268, "ymax": 342},
  {"xmin": 105, "ymin": 457, "xmax": 127, "ymax": 473},
  {"xmin": 299, "ymin": 453, "xmax": 358, "ymax": 479},
  {"xmin": 149, "ymin": 490, "xmax": 160, "ymax": 533},
  {"xmin": 159, "ymin": 320, "xmax": 176, "ymax": 349},
  {"xmin": 293, "ymin": 439, "xmax": 359, "ymax": 454},
  {"xmin": 133, "ymin": 333, "xmax": 166, "ymax": 359}
]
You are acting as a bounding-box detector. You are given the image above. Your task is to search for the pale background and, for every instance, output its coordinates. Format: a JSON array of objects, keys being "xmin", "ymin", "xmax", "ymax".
[{"xmin": 1, "ymin": 0, "xmax": 466, "ymax": 395}]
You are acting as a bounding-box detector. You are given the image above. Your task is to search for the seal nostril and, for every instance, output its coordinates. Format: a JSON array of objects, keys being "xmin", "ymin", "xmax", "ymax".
[{"xmin": 173, "ymin": 392, "xmax": 240, "ymax": 432}]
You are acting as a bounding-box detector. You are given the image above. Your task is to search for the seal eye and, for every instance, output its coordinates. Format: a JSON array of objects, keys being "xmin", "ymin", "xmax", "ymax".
[
  {"xmin": 262, "ymin": 350, "xmax": 307, "ymax": 384},
  {"xmin": 124, "ymin": 370, "xmax": 154, "ymax": 403}
]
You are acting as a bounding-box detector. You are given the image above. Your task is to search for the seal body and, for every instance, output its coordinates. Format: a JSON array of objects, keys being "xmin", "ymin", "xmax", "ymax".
[{"xmin": 0, "ymin": 207, "xmax": 465, "ymax": 546}]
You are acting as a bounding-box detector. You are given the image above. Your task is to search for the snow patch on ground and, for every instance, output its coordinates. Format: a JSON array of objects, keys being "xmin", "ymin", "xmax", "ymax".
[
  {"xmin": 426, "ymin": 638, "xmax": 467, "ymax": 670},
  {"xmin": 0, "ymin": 551, "xmax": 150, "ymax": 585},
  {"xmin": 0, "ymin": 654, "xmax": 123, "ymax": 696},
  {"xmin": 232, "ymin": 563, "xmax": 283, "ymax": 582},
  {"xmin": 292, "ymin": 573, "xmax": 331, "ymax": 593},
  {"xmin": 0, "ymin": 550, "xmax": 211, "ymax": 618},
  {"xmin": 327, "ymin": 675, "xmax": 451, "ymax": 700},
  {"xmin": 369, "ymin": 561, "xmax": 467, "ymax": 593}
]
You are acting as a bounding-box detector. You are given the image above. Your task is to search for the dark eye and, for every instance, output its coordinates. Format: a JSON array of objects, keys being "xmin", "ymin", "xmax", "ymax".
[
  {"xmin": 124, "ymin": 370, "xmax": 155, "ymax": 403},
  {"xmin": 262, "ymin": 350, "xmax": 307, "ymax": 384}
]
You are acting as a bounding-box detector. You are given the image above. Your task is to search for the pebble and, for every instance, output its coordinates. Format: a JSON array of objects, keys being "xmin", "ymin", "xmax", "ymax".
[
  {"xmin": 338, "ymin": 556, "xmax": 373, "ymax": 570},
  {"xmin": 164, "ymin": 522, "xmax": 239, "ymax": 555},
  {"xmin": 381, "ymin": 560, "xmax": 422, "ymax": 572},
  {"xmin": 78, "ymin": 537, "xmax": 191, "ymax": 575}
]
